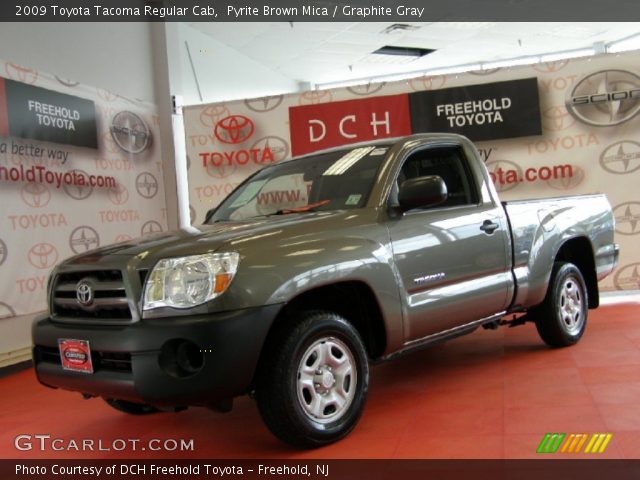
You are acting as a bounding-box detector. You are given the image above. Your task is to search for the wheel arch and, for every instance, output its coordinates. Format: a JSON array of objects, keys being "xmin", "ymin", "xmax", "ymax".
[{"xmin": 554, "ymin": 236, "xmax": 598, "ymax": 308}]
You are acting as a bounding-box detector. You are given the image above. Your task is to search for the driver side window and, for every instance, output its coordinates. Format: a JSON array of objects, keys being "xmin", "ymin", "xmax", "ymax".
[{"xmin": 396, "ymin": 146, "xmax": 478, "ymax": 208}]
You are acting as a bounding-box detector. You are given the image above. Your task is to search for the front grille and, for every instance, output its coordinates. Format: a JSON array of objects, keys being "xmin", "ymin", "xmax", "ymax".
[
  {"xmin": 36, "ymin": 346, "xmax": 133, "ymax": 373},
  {"xmin": 52, "ymin": 270, "xmax": 133, "ymax": 323}
]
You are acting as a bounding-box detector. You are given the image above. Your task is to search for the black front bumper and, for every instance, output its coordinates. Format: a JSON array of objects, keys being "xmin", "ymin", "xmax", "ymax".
[{"xmin": 32, "ymin": 304, "xmax": 281, "ymax": 406}]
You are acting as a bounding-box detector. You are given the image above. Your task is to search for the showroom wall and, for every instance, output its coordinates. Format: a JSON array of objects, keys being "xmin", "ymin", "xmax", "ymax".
[
  {"xmin": 184, "ymin": 50, "xmax": 640, "ymax": 293},
  {"xmin": 0, "ymin": 23, "xmax": 176, "ymax": 363}
]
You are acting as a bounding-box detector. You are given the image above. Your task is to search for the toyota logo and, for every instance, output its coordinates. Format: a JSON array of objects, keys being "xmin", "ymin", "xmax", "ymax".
[
  {"xmin": 5, "ymin": 63, "xmax": 38, "ymax": 84},
  {"xmin": 613, "ymin": 202, "xmax": 640, "ymax": 236},
  {"xmin": 28, "ymin": 243, "xmax": 59, "ymax": 269},
  {"xmin": 21, "ymin": 183, "xmax": 51, "ymax": 208},
  {"xmin": 214, "ymin": 115, "xmax": 255, "ymax": 144},
  {"xmin": 599, "ymin": 141, "xmax": 640, "ymax": 175},
  {"xmin": 200, "ymin": 104, "xmax": 230, "ymax": 127},
  {"xmin": 533, "ymin": 60, "xmax": 569, "ymax": 73},
  {"xmin": 55, "ymin": 76, "xmax": 80, "ymax": 87},
  {"xmin": 614, "ymin": 263, "xmax": 640, "ymax": 290},
  {"xmin": 542, "ymin": 106, "xmax": 576, "ymax": 132},
  {"xmin": 135, "ymin": 172, "xmax": 159, "ymax": 199},
  {"xmin": 108, "ymin": 184, "xmax": 129, "ymax": 205},
  {"xmin": 69, "ymin": 226, "xmax": 100, "ymax": 254},
  {"xmin": 110, "ymin": 111, "xmax": 152, "ymax": 154},
  {"xmin": 76, "ymin": 281, "xmax": 94, "ymax": 306},
  {"xmin": 409, "ymin": 75, "xmax": 446, "ymax": 92},
  {"xmin": 566, "ymin": 70, "xmax": 640, "ymax": 127}
]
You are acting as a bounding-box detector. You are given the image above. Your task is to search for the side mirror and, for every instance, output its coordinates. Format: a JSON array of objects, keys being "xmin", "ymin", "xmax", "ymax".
[{"xmin": 398, "ymin": 175, "xmax": 448, "ymax": 211}]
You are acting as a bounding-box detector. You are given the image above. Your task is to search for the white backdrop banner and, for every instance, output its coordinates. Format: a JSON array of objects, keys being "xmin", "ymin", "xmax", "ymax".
[
  {"xmin": 0, "ymin": 61, "xmax": 168, "ymax": 320},
  {"xmin": 184, "ymin": 51, "xmax": 640, "ymax": 292}
]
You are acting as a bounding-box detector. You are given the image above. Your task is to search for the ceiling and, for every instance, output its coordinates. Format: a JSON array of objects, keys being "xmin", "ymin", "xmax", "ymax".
[{"xmin": 189, "ymin": 22, "xmax": 640, "ymax": 86}]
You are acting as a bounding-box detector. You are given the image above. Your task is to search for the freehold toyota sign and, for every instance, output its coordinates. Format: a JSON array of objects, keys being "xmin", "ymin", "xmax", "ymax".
[
  {"xmin": 0, "ymin": 76, "xmax": 98, "ymax": 148},
  {"xmin": 289, "ymin": 77, "xmax": 542, "ymax": 154}
]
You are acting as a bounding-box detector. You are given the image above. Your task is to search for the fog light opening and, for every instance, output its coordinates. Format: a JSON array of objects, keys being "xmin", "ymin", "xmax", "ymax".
[{"xmin": 159, "ymin": 339, "xmax": 204, "ymax": 378}]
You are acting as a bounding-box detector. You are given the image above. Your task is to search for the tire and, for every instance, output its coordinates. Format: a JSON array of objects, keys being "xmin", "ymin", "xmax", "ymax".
[
  {"xmin": 535, "ymin": 262, "xmax": 588, "ymax": 348},
  {"xmin": 255, "ymin": 311, "xmax": 369, "ymax": 448},
  {"xmin": 104, "ymin": 398, "xmax": 159, "ymax": 415}
]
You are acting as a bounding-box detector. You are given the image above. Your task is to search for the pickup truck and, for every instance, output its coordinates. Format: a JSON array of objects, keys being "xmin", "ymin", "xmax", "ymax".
[{"xmin": 32, "ymin": 133, "xmax": 618, "ymax": 448}]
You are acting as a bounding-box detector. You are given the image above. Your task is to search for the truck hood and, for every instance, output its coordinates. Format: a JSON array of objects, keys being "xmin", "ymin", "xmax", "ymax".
[{"xmin": 64, "ymin": 211, "xmax": 353, "ymax": 265}]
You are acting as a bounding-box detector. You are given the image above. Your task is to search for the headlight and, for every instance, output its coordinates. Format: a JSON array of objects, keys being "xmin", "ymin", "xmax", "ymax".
[{"xmin": 143, "ymin": 252, "xmax": 239, "ymax": 310}]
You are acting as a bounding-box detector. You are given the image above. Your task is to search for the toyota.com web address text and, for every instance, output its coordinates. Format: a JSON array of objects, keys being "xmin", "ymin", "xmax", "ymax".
[
  {"xmin": 0, "ymin": 164, "xmax": 116, "ymax": 189},
  {"xmin": 14, "ymin": 434, "xmax": 194, "ymax": 452}
]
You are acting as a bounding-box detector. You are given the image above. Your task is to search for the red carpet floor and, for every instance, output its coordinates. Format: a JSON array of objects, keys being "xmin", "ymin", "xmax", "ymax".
[{"xmin": 1, "ymin": 301, "xmax": 639, "ymax": 459}]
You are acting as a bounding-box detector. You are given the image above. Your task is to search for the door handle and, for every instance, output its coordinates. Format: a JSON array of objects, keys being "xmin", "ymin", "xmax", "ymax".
[{"xmin": 480, "ymin": 220, "xmax": 499, "ymax": 234}]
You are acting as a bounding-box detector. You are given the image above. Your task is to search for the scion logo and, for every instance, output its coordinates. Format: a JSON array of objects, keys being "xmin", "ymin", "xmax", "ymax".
[
  {"xmin": 21, "ymin": 183, "xmax": 51, "ymax": 208},
  {"xmin": 347, "ymin": 82, "xmax": 386, "ymax": 96},
  {"xmin": 566, "ymin": 70, "xmax": 640, "ymax": 127},
  {"xmin": 599, "ymin": 141, "xmax": 640, "ymax": 175},
  {"xmin": 614, "ymin": 263, "xmax": 640, "ymax": 290},
  {"xmin": 546, "ymin": 165, "xmax": 584, "ymax": 191},
  {"xmin": 5, "ymin": 63, "xmax": 38, "ymax": 84},
  {"xmin": 250, "ymin": 136, "xmax": 289, "ymax": 163},
  {"xmin": 298, "ymin": 90, "xmax": 333, "ymax": 105},
  {"xmin": 63, "ymin": 169, "xmax": 93, "ymax": 200},
  {"xmin": 69, "ymin": 226, "xmax": 100, "ymax": 254},
  {"xmin": 0, "ymin": 302, "xmax": 16, "ymax": 320},
  {"xmin": 409, "ymin": 75, "xmax": 447, "ymax": 92},
  {"xmin": 214, "ymin": 115, "xmax": 255, "ymax": 144},
  {"xmin": 110, "ymin": 111, "xmax": 152, "ymax": 154},
  {"xmin": 533, "ymin": 60, "xmax": 569, "ymax": 73},
  {"xmin": 135, "ymin": 172, "xmax": 159, "ymax": 199},
  {"xmin": 28, "ymin": 243, "xmax": 58, "ymax": 269},
  {"xmin": 141, "ymin": 220, "xmax": 163, "ymax": 236},
  {"xmin": 542, "ymin": 106, "xmax": 576, "ymax": 132},
  {"xmin": 0, "ymin": 238, "xmax": 6, "ymax": 266},
  {"xmin": 108, "ymin": 184, "xmax": 129, "ymax": 206},
  {"xmin": 485, "ymin": 159, "xmax": 523, "ymax": 193},
  {"xmin": 613, "ymin": 202, "xmax": 640, "ymax": 236},
  {"xmin": 76, "ymin": 280, "xmax": 93, "ymax": 306},
  {"xmin": 55, "ymin": 76, "xmax": 80, "ymax": 87},
  {"xmin": 244, "ymin": 95, "xmax": 284, "ymax": 112},
  {"xmin": 200, "ymin": 104, "xmax": 231, "ymax": 127}
]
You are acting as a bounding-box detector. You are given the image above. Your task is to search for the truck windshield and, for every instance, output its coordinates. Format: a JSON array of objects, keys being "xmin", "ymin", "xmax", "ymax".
[{"xmin": 207, "ymin": 145, "xmax": 390, "ymax": 223}]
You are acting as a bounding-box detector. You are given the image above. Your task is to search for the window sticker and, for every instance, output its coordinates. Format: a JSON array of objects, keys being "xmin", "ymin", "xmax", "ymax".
[{"xmin": 345, "ymin": 194, "xmax": 362, "ymax": 206}]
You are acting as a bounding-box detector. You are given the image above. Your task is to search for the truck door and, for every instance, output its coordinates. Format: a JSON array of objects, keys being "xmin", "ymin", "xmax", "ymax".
[{"xmin": 386, "ymin": 144, "xmax": 512, "ymax": 341}]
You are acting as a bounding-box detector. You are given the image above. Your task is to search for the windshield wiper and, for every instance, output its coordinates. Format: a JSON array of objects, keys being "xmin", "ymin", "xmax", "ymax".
[{"xmin": 275, "ymin": 200, "xmax": 331, "ymax": 215}]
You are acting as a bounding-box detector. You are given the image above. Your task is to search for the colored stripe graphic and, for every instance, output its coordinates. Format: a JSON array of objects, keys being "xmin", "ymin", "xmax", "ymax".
[
  {"xmin": 537, "ymin": 433, "xmax": 565, "ymax": 453},
  {"xmin": 537, "ymin": 433, "xmax": 612, "ymax": 454}
]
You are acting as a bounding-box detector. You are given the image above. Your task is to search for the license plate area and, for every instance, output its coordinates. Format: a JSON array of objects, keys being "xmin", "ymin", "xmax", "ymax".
[{"xmin": 58, "ymin": 339, "xmax": 94, "ymax": 374}]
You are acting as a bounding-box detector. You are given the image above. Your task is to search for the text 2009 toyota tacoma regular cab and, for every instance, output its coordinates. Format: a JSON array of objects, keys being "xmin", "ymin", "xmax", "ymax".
[{"xmin": 33, "ymin": 134, "xmax": 618, "ymax": 448}]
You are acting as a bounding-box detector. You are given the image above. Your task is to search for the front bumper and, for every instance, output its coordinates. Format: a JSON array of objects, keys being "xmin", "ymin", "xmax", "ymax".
[{"xmin": 32, "ymin": 304, "xmax": 281, "ymax": 406}]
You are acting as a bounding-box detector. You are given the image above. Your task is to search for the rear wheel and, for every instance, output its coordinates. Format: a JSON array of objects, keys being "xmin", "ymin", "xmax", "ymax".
[
  {"xmin": 535, "ymin": 262, "xmax": 588, "ymax": 347},
  {"xmin": 255, "ymin": 311, "xmax": 369, "ymax": 448},
  {"xmin": 103, "ymin": 398, "xmax": 159, "ymax": 415}
]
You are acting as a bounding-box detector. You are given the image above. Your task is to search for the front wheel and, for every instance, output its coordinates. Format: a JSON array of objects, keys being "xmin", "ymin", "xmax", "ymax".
[
  {"xmin": 535, "ymin": 262, "xmax": 588, "ymax": 347},
  {"xmin": 255, "ymin": 311, "xmax": 369, "ymax": 448}
]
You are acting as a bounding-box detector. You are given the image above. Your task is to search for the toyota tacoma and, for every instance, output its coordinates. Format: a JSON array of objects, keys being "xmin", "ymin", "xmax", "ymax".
[{"xmin": 33, "ymin": 134, "xmax": 619, "ymax": 448}]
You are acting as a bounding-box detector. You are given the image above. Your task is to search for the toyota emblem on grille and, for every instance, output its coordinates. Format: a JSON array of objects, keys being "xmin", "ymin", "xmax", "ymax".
[{"xmin": 76, "ymin": 281, "xmax": 94, "ymax": 306}]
